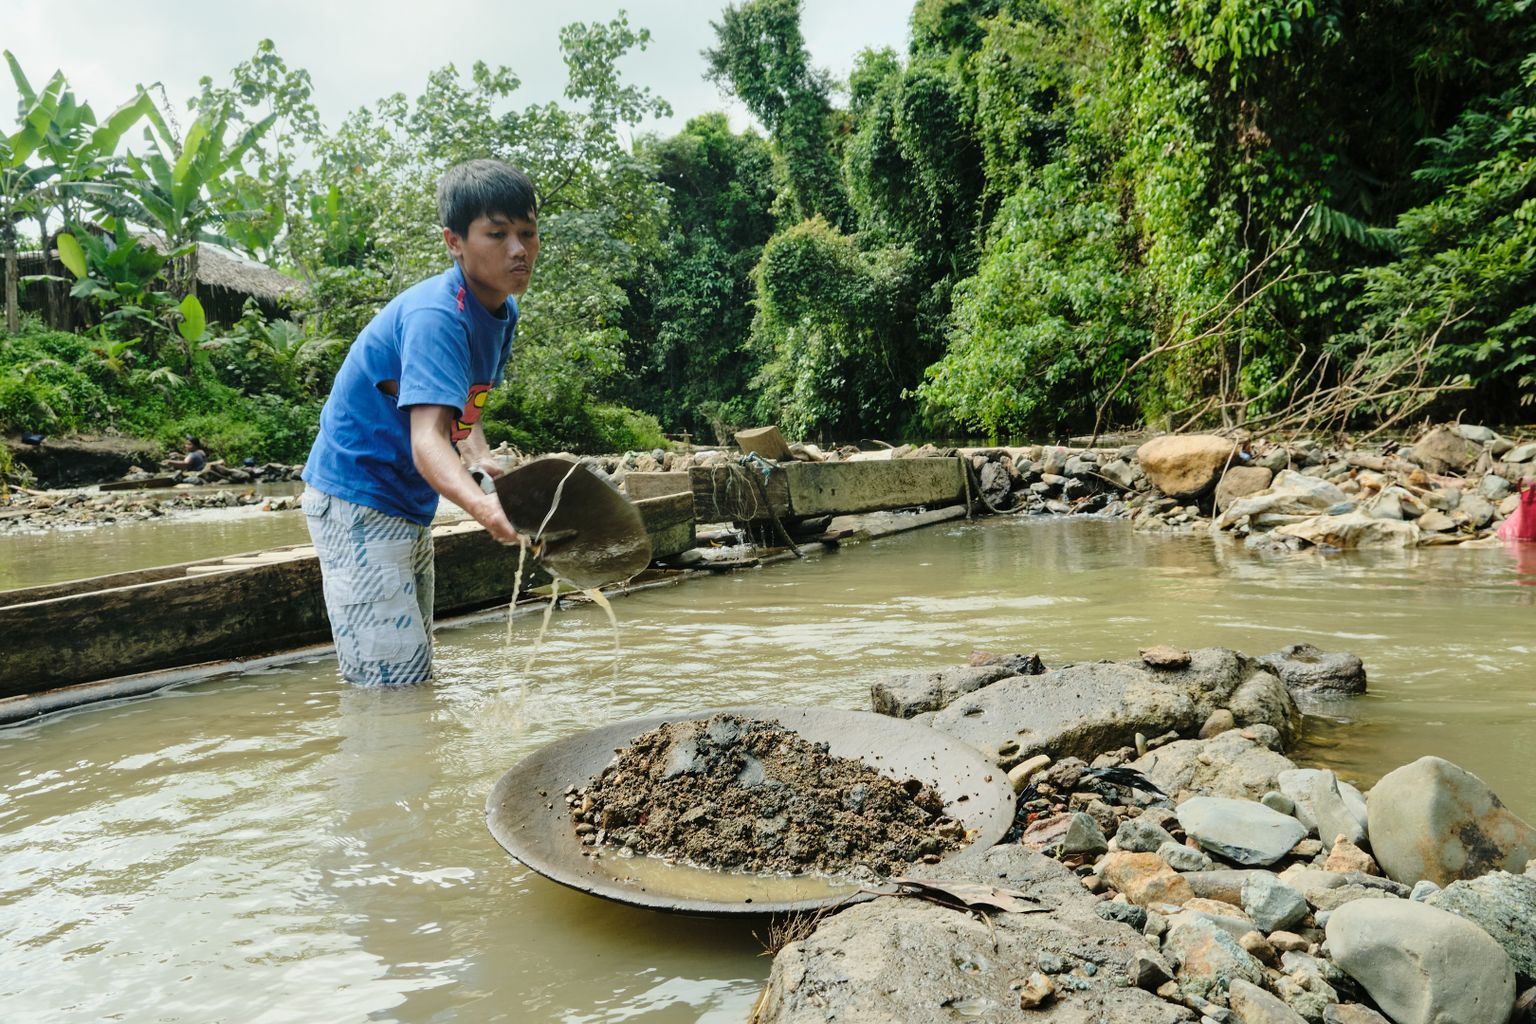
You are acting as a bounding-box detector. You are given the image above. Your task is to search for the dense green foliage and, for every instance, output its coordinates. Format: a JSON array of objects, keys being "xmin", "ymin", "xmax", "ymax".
[
  {"xmin": 1, "ymin": 21, "xmax": 678, "ymax": 456},
  {"xmin": 620, "ymin": 113, "xmax": 778, "ymax": 441},
  {"xmin": 913, "ymin": 0, "xmax": 1536, "ymax": 438},
  {"xmin": 673, "ymin": 0, "xmax": 1535, "ymax": 441},
  {"xmin": 4, "ymin": 0, "xmax": 1534, "ymax": 459},
  {"xmin": 0, "ymin": 317, "xmax": 318, "ymax": 460},
  {"xmin": 1346, "ymin": 52, "xmax": 1536, "ymax": 412}
]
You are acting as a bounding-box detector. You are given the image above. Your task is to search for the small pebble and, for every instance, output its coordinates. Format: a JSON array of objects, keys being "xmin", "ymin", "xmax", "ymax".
[
  {"xmin": 1018, "ymin": 972, "xmax": 1055, "ymax": 1009},
  {"xmin": 1269, "ymin": 930, "xmax": 1308, "ymax": 953}
]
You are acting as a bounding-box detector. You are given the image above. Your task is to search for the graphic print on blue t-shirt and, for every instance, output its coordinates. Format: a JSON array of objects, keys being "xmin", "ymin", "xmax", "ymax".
[
  {"xmin": 302, "ymin": 263, "xmax": 517, "ymax": 524},
  {"xmin": 453, "ymin": 383, "xmax": 493, "ymax": 442}
]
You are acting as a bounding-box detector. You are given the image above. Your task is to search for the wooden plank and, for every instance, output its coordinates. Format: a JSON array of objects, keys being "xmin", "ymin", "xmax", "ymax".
[
  {"xmin": 633, "ymin": 491, "xmax": 693, "ymax": 532},
  {"xmin": 632, "ymin": 491, "xmax": 695, "ymax": 559},
  {"xmin": 0, "ymin": 522, "xmax": 532, "ymax": 694},
  {"xmin": 99, "ymin": 476, "xmax": 177, "ymax": 491},
  {"xmin": 734, "ymin": 425, "xmax": 792, "ymax": 460},
  {"xmin": 690, "ymin": 465, "xmax": 790, "ymax": 522},
  {"xmin": 781, "ymin": 459, "xmax": 966, "ymax": 517},
  {"xmin": 623, "ymin": 471, "xmax": 692, "ymax": 501},
  {"xmin": 0, "ymin": 556, "xmax": 333, "ymax": 697},
  {"xmin": 0, "ymin": 543, "xmax": 320, "ymax": 607}
]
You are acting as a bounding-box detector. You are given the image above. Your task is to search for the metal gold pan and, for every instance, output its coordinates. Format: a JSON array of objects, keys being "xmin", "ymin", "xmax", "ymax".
[
  {"xmin": 485, "ymin": 705, "xmax": 1015, "ymax": 916},
  {"xmin": 492, "ymin": 456, "xmax": 652, "ymax": 589}
]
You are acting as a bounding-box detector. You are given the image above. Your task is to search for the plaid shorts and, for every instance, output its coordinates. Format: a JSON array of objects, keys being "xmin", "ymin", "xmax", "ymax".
[{"xmin": 301, "ymin": 487, "xmax": 435, "ymax": 686}]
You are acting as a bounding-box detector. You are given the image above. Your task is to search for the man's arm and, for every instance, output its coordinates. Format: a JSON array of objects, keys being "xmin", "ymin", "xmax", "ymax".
[
  {"xmin": 457, "ymin": 423, "xmax": 502, "ymax": 479},
  {"xmin": 408, "ymin": 405, "xmax": 520, "ymax": 543}
]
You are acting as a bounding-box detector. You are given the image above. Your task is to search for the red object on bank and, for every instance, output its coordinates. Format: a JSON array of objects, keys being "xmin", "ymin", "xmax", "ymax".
[{"xmin": 1498, "ymin": 479, "xmax": 1536, "ymax": 541}]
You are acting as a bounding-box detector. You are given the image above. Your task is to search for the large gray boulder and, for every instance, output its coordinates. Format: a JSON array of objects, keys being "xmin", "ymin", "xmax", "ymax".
[
  {"xmin": 1256, "ymin": 644, "xmax": 1367, "ymax": 697},
  {"xmin": 1367, "ymin": 756, "xmax": 1536, "ymax": 886},
  {"xmin": 1326, "ymin": 899, "xmax": 1516, "ymax": 1024},
  {"xmin": 1138, "ymin": 435, "xmax": 1239, "ymax": 499},
  {"xmin": 931, "ymin": 648, "xmax": 1300, "ymax": 766},
  {"xmin": 1130, "ymin": 728, "xmax": 1297, "ymax": 801},
  {"xmin": 751, "ymin": 846, "xmax": 1195, "ymax": 1023},
  {"xmin": 1217, "ymin": 466, "xmax": 1276, "ymax": 512},
  {"xmin": 870, "ymin": 664, "xmax": 1014, "ymax": 719},
  {"xmin": 1278, "ymin": 769, "xmax": 1369, "ymax": 847},
  {"xmin": 1179, "ymin": 797, "xmax": 1308, "ymax": 867},
  {"xmin": 1406, "ymin": 426, "xmax": 1483, "ymax": 475},
  {"xmin": 1425, "ymin": 871, "xmax": 1536, "ymax": 981}
]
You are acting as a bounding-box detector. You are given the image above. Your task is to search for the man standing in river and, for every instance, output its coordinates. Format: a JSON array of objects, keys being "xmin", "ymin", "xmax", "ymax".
[{"xmin": 300, "ymin": 159, "xmax": 538, "ymax": 686}]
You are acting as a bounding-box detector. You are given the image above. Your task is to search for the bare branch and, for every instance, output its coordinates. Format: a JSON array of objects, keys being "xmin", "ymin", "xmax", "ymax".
[{"xmin": 1089, "ymin": 205, "xmax": 1314, "ymax": 446}]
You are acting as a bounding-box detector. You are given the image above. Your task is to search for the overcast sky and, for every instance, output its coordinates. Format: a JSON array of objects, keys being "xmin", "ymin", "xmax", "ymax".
[{"xmin": 3, "ymin": 0, "xmax": 916, "ymax": 142}]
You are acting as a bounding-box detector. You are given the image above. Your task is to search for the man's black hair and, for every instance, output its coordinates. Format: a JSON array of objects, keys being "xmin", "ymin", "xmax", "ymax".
[{"xmin": 437, "ymin": 159, "xmax": 538, "ymax": 237}]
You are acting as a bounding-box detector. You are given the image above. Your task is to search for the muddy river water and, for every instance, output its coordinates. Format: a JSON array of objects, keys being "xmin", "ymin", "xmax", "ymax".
[{"xmin": 2, "ymin": 512, "xmax": 1534, "ymax": 1022}]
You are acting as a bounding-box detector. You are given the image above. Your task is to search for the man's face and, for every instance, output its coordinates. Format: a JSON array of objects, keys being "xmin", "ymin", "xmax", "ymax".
[{"xmin": 444, "ymin": 211, "xmax": 540, "ymax": 301}]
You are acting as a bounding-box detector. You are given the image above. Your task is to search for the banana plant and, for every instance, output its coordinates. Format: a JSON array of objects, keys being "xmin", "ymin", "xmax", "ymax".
[
  {"xmin": 1, "ymin": 66, "xmax": 63, "ymax": 332},
  {"xmin": 85, "ymin": 103, "xmax": 276, "ymax": 301},
  {"xmin": 6, "ymin": 53, "xmax": 154, "ymax": 233},
  {"xmin": 1, "ymin": 51, "xmax": 152, "ymax": 331},
  {"xmin": 55, "ymin": 218, "xmax": 169, "ymax": 309},
  {"xmin": 56, "ymin": 220, "xmax": 207, "ymax": 368}
]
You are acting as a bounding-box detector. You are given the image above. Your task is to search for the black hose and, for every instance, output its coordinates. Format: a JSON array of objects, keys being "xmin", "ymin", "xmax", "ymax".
[{"xmin": 963, "ymin": 457, "xmax": 1010, "ymax": 515}]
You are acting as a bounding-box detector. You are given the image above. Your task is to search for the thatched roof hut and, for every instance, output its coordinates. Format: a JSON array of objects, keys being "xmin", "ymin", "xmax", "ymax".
[{"xmin": 137, "ymin": 237, "xmax": 305, "ymax": 323}]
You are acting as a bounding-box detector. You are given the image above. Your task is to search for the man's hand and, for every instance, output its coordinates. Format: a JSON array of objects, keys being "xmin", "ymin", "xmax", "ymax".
[
  {"xmin": 463, "ymin": 489, "xmax": 523, "ymax": 545},
  {"xmin": 409, "ymin": 405, "xmax": 522, "ymax": 544}
]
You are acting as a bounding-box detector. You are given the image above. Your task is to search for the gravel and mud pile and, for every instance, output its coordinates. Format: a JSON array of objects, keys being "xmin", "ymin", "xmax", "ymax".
[{"xmin": 568, "ymin": 713, "xmax": 966, "ymax": 877}]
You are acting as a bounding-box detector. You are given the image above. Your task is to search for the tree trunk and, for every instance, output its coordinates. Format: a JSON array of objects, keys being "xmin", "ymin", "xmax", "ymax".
[
  {"xmin": 3, "ymin": 223, "xmax": 18, "ymax": 335},
  {"xmin": 37, "ymin": 214, "xmax": 70, "ymax": 332}
]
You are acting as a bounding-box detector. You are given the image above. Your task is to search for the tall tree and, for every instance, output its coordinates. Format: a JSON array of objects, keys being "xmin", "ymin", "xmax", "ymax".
[
  {"xmin": 620, "ymin": 113, "xmax": 778, "ymax": 439},
  {"xmin": 704, "ymin": 0, "xmax": 850, "ymax": 228},
  {"xmin": 190, "ymin": 39, "xmax": 324, "ymax": 264}
]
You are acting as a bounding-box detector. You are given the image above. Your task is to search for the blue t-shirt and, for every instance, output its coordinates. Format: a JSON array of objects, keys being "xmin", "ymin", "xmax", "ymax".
[{"xmin": 302, "ymin": 264, "xmax": 518, "ymax": 524}]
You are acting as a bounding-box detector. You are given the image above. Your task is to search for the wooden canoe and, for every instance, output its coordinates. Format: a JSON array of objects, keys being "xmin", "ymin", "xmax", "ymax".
[{"xmin": 0, "ymin": 492, "xmax": 694, "ymax": 696}]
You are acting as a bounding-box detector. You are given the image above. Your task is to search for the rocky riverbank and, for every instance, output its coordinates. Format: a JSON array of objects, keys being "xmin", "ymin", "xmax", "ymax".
[
  {"xmin": 750, "ymin": 645, "xmax": 1536, "ymax": 1024},
  {"xmin": 0, "ymin": 461, "xmax": 305, "ymax": 534},
  {"xmin": 596, "ymin": 421, "xmax": 1535, "ymax": 551},
  {"xmin": 809, "ymin": 424, "xmax": 1532, "ymax": 549}
]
